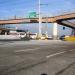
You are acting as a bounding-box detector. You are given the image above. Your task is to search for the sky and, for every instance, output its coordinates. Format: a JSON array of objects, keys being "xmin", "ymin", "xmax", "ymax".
[
  {"xmin": 0, "ymin": 0, "xmax": 75, "ymax": 19},
  {"xmin": 0, "ymin": 0, "xmax": 74, "ymax": 36}
]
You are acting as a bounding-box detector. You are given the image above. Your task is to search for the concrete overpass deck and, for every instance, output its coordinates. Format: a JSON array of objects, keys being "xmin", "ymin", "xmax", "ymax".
[{"xmin": 0, "ymin": 13, "xmax": 75, "ymax": 29}]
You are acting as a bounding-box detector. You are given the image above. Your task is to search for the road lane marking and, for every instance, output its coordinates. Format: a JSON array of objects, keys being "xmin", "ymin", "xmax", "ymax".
[
  {"xmin": 69, "ymin": 49, "xmax": 75, "ymax": 51},
  {"xmin": 46, "ymin": 49, "xmax": 75, "ymax": 58},
  {"xmin": 15, "ymin": 48, "xmax": 40, "ymax": 52},
  {"xmin": 46, "ymin": 51, "xmax": 67, "ymax": 58}
]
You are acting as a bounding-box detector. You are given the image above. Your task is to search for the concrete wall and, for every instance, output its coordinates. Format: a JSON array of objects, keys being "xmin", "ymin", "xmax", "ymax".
[{"xmin": 0, "ymin": 35, "xmax": 20, "ymax": 40}]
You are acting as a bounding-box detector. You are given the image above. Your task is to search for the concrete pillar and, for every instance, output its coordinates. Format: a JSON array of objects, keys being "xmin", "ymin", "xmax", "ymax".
[
  {"xmin": 0, "ymin": 30, "xmax": 2, "ymax": 34},
  {"xmin": 53, "ymin": 23, "xmax": 58, "ymax": 40},
  {"xmin": 71, "ymin": 29, "xmax": 75, "ymax": 36},
  {"xmin": 5, "ymin": 32, "xmax": 7, "ymax": 35}
]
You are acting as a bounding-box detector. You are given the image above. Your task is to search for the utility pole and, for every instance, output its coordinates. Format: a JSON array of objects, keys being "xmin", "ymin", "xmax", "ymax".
[
  {"xmin": 39, "ymin": 0, "xmax": 42, "ymax": 38},
  {"xmin": 38, "ymin": 1, "xmax": 48, "ymax": 38}
]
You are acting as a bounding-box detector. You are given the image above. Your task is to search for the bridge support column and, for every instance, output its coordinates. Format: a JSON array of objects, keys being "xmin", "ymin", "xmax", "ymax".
[
  {"xmin": 5, "ymin": 32, "xmax": 7, "ymax": 35},
  {"xmin": 0, "ymin": 30, "xmax": 1, "ymax": 33},
  {"xmin": 71, "ymin": 29, "xmax": 75, "ymax": 36},
  {"xmin": 53, "ymin": 23, "xmax": 58, "ymax": 40}
]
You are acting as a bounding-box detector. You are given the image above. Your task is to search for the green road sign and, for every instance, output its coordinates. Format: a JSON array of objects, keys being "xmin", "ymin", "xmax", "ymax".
[{"xmin": 29, "ymin": 12, "xmax": 37, "ymax": 18}]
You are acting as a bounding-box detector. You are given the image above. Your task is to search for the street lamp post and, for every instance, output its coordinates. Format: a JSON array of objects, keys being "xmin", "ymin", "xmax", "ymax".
[
  {"xmin": 39, "ymin": 0, "xmax": 42, "ymax": 38},
  {"xmin": 38, "ymin": 1, "xmax": 48, "ymax": 38},
  {"xmin": 45, "ymin": 16, "xmax": 48, "ymax": 37}
]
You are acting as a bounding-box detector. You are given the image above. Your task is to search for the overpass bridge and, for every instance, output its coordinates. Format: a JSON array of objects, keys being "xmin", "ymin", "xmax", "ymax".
[
  {"xmin": 0, "ymin": 13, "xmax": 75, "ymax": 29},
  {"xmin": 0, "ymin": 13, "xmax": 75, "ymax": 39}
]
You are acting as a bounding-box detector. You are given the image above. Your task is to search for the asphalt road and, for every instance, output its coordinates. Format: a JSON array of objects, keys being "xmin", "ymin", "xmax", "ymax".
[{"xmin": 0, "ymin": 40, "xmax": 75, "ymax": 75}]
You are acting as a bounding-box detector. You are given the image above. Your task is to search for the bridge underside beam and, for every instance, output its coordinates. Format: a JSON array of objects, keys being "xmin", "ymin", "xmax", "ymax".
[{"xmin": 57, "ymin": 21, "xmax": 75, "ymax": 29}]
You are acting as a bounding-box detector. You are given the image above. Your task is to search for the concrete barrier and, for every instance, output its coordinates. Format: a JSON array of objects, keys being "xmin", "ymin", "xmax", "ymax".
[{"xmin": 0, "ymin": 35, "xmax": 20, "ymax": 40}]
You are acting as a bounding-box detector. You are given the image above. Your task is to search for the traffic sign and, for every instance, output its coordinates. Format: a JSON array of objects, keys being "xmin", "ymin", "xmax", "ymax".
[{"xmin": 29, "ymin": 12, "xmax": 37, "ymax": 18}]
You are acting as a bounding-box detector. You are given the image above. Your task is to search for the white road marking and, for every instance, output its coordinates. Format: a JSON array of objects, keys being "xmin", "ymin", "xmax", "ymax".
[
  {"xmin": 15, "ymin": 48, "xmax": 40, "ymax": 52},
  {"xmin": 69, "ymin": 49, "xmax": 75, "ymax": 51},
  {"xmin": 46, "ymin": 49, "xmax": 75, "ymax": 58},
  {"xmin": 46, "ymin": 51, "xmax": 67, "ymax": 58}
]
